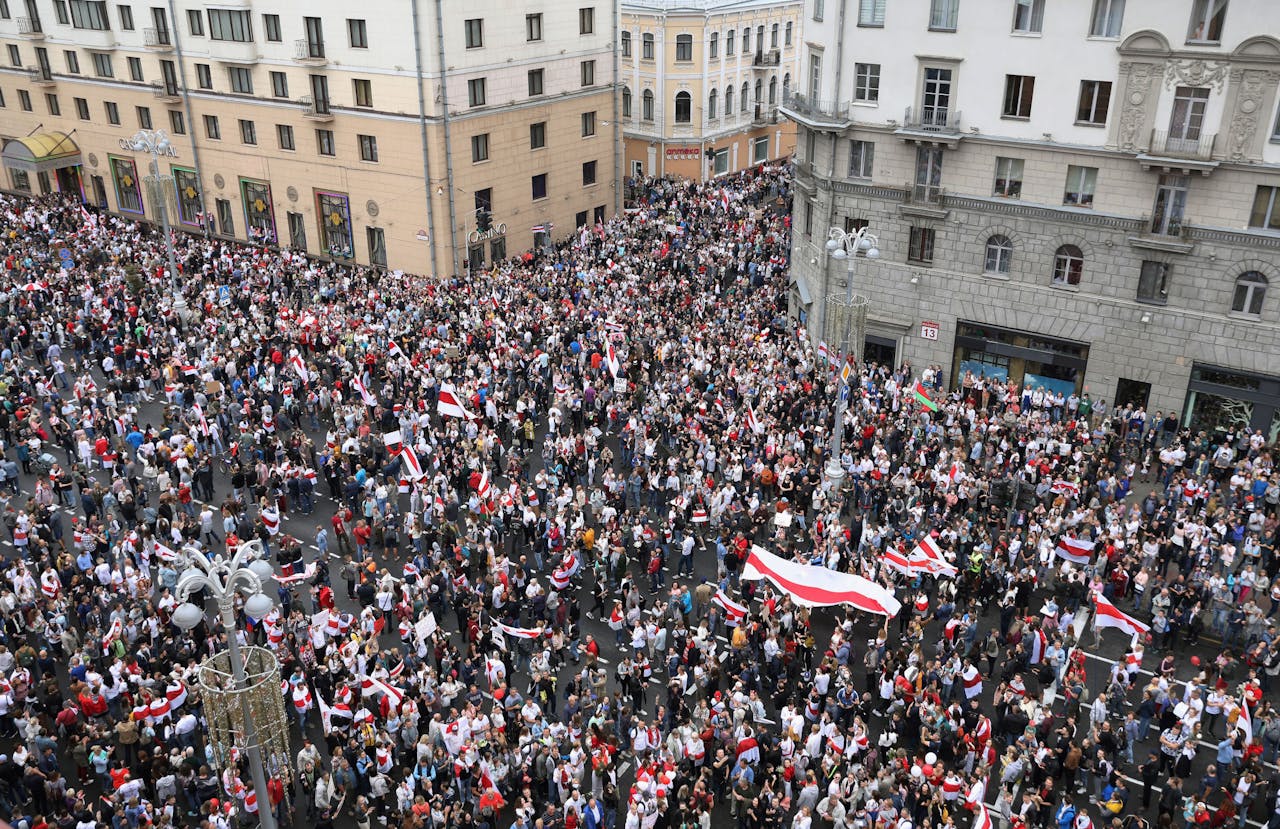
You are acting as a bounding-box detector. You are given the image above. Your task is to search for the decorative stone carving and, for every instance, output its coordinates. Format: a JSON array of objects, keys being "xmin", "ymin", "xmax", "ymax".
[
  {"xmin": 1118, "ymin": 63, "xmax": 1160, "ymax": 151},
  {"xmin": 1164, "ymin": 59, "xmax": 1230, "ymax": 92},
  {"xmin": 87, "ymin": 153, "xmax": 98, "ymax": 168},
  {"xmin": 366, "ymin": 200, "xmax": 379, "ymax": 217},
  {"xmin": 213, "ymin": 174, "xmax": 225, "ymax": 189},
  {"xmin": 1224, "ymin": 69, "xmax": 1280, "ymax": 162},
  {"xmin": 286, "ymin": 186, "xmax": 298, "ymax": 202}
]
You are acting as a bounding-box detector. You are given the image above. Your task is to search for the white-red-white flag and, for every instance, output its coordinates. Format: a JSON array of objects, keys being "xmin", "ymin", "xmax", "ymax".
[
  {"xmin": 1055, "ymin": 536, "xmax": 1094, "ymax": 565},
  {"xmin": 400, "ymin": 446, "xmax": 426, "ymax": 481},
  {"xmin": 1092, "ymin": 593, "xmax": 1150, "ymax": 639},
  {"xmin": 712, "ymin": 589, "xmax": 747, "ymax": 626},
  {"xmin": 352, "ymin": 376, "xmax": 377, "ymax": 407},
  {"xmin": 290, "ymin": 354, "xmax": 309, "ymax": 383},
  {"xmin": 437, "ymin": 382, "xmax": 477, "ymax": 420}
]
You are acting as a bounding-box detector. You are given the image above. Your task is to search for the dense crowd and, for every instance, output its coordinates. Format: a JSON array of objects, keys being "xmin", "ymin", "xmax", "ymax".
[{"xmin": 0, "ymin": 163, "xmax": 1276, "ymax": 829}]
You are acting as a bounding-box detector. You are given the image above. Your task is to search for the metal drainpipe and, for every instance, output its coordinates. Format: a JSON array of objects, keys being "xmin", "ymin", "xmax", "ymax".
[
  {"xmin": 167, "ymin": 0, "xmax": 209, "ymax": 238},
  {"xmin": 434, "ymin": 0, "xmax": 459, "ymax": 278},
  {"xmin": 612, "ymin": 0, "xmax": 622, "ymax": 214},
  {"xmin": 658, "ymin": 19, "xmax": 665, "ymax": 178},
  {"xmin": 833, "ymin": 0, "xmax": 848, "ymax": 106},
  {"xmin": 410, "ymin": 0, "xmax": 440, "ymax": 278}
]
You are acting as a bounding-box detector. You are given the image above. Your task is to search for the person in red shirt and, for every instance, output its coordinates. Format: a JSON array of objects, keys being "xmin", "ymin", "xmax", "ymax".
[{"xmin": 352, "ymin": 520, "xmax": 372, "ymax": 561}]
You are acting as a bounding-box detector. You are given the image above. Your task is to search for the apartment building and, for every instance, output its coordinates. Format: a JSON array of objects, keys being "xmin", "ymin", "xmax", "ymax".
[
  {"xmin": 0, "ymin": 0, "xmax": 621, "ymax": 275},
  {"xmin": 784, "ymin": 0, "xmax": 1280, "ymax": 437},
  {"xmin": 620, "ymin": 0, "xmax": 801, "ymax": 181}
]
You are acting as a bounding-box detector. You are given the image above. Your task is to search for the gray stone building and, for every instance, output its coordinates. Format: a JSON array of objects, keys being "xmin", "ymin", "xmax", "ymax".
[{"xmin": 784, "ymin": 0, "xmax": 1280, "ymax": 438}]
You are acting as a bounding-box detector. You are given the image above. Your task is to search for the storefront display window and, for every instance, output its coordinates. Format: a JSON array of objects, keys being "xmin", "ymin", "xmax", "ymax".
[
  {"xmin": 316, "ymin": 190, "xmax": 352, "ymax": 259},
  {"xmin": 951, "ymin": 322, "xmax": 1088, "ymax": 396},
  {"xmin": 110, "ymin": 156, "xmax": 143, "ymax": 214},
  {"xmin": 242, "ymin": 179, "xmax": 276, "ymax": 244},
  {"xmin": 172, "ymin": 167, "xmax": 202, "ymax": 225}
]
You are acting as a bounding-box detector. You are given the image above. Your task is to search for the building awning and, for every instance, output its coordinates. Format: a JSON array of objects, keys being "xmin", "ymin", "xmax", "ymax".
[
  {"xmin": 790, "ymin": 273, "xmax": 813, "ymax": 306},
  {"xmin": 1, "ymin": 131, "xmax": 81, "ymax": 174}
]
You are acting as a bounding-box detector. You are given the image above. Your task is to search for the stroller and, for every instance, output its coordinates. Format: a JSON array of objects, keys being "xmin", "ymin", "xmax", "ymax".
[{"xmin": 31, "ymin": 452, "xmax": 56, "ymax": 477}]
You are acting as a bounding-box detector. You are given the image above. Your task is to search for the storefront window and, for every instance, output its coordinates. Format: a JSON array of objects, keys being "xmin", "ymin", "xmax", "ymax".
[
  {"xmin": 242, "ymin": 179, "xmax": 276, "ymax": 244},
  {"xmin": 110, "ymin": 156, "xmax": 143, "ymax": 213},
  {"xmin": 172, "ymin": 167, "xmax": 202, "ymax": 225},
  {"xmin": 316, "ymin": 190, "xmax": 352, "ymax": 259},
  {"xmin": 1184, "ymin": 390, "xmax": 1253, "ymax": 438},
  {"xmin": 952, "ymin": 321, "xmax": 1088, "ymax": 397}
]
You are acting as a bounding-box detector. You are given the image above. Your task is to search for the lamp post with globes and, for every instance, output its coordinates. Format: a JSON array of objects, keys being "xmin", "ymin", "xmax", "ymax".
[
  {"xmin": 171, "ymin": 540, "xmax": 280, "ymax": 829},
  {"xmin": 127, "ymin": 128, "xmax": 187, "ymax": 319},
  {"xmin": 822, "ymin": 225, "xmax": 879, "ymax": 490}
]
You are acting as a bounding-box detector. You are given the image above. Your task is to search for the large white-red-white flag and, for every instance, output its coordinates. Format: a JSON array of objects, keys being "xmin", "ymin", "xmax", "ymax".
[
  {"xmin": 1055, "ymin": 536, "xmax": 1094, "ymax": 565},
  {"xmin": 605, "ymin": 342, "xmax": 621, "ymax": 378},
  {"xmin": 1092, "ymin": 593, "xmax": 1150, "ymax": 640},
  {"xmin": 743, "ymin": 545, "xmax": 901, "ymax": 616},
  {"xmin": 400, "ymin": 446, "xmax": 426, "ymax": 481},
  {"xmin": 437, "ymin": 382, "xmax": 477, "ymax": 420},
  {"xmin": 712, "ymin": 589, "xmax": 747, "ymax": 626},
  {"xmin": 351, "ymin": 376, "xmax": 377, "ymax": 407},
  {"xmin": 745, "ymin": 406, "xmax": 764, "ymax": 435},
  {"xmin": 910, "ymin": 535, "xmax": 959, "ymax": 577},
  {"xmin": 962, "ymin": 664, "xmax": 984, "ymax": 699},
  {"xmin": 290, "ymin": 354, "xmax": 309, "ymax": 383}
]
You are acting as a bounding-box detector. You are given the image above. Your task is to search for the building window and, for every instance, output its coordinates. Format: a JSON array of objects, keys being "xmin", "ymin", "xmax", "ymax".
[
  {"xmin": 771, "ymin": 23, "xmax": 779, "ymax": 47},
  {"xmin": 45, "ymin": 93, "xmax": 59, "ymax": 115},
  {"xmin": 582, "ymin": 111, "xmax": 597, "ymax": 136},
  {"xmin": 993, "ymin": 157, "xmax": 1024, "ymax": 198},
  {"xmin": 528, "ymin": 68, "xmax": 544, "ymax": 96},
  {"xmin": 583, "ymin": 160, "xmax": 597, "ymax": 185},
  {"xmin": 277, "ymin": 124, "xmax": 294, "ymax": 150},
  {"xmin": 622, "ymin": 87, "xmax": 632, "ymax": 118},
  {"xmin": 316, "ymin": 129, "xmax": 335, "ymax": 156},
  {"xmin": 622, "ymin": 30, "xmax": 632, "ymax": 57},
  {"xmin": 187, "ymin": 9, "xmax": 202, "ymax": 35},
  {"xmin": 930, "ymin": 0, "xmax": 959, "ymax": 31},
  {"xmin": 1089, "ymin": 0, "xmax": 1124, "ymax": 37},
  {"xmin": 1137, "ymin": 261, "xmax": 1169, "ymax": 304},
  {"xmin": 579, "ymin": 7, "xmax": 594, "ymax": 35},
  {"xmin": 854, "ymin": 63, "xmax": 880, "ymax": 103},
  {"xmin": 348, "ymin": 18, "xmax": 366, "ymax": 48},
  {"xmin": 1232, "ymin": 271, "xmax": 1267, "ymax": 316},
  {"xmin": 709, "ymin": 32, "xmax": 717, "ymax": 59},
  {"xmin": 813, "ymin": 0, "xmax": 824, "ymax": 21},
  {"xmin": 105, "ymin": 100, "xmax": 119, "ymax": 124},
  {"xmin": 366, "ymin": 227, "xmax": 386, "ymax": 268},
  {"xmin": 526, "ymin": 13, "xmax": 542, "ymax": 41},
  {"xmin": 263, "ymin": 13, "xmax": 280, "ymax": 42},
  {"xmin": 1052, "ymin": 245, "xmax": 1084, "ymax": 286},
  {"xmin": 111, "ymin": 157, "xmax": 143, "ymax": 213},
  {"xmin": 74, "ymin": 96, "xmax": 90, "ymax": 120},
  {"xmin": 239, "ymin": 119, "xmax": 256, "ymax": 144},
  {"xmin": 18, "ymin": 90, "xmax": 31, "ymax": 111},
  {"xmin": 708, "ymin": 89, "xmax": 717, "ymax": 119},
  {"xmin": 203, "ymin": 114, "xmax": 220, "ymax": 139},
  {"xmin": 53, "ymin": 0, "xmax": 69, "ymax": 24},
  {"xmin": 808, "ymin": 53, "xmax": 822, "ymax": 99},
  {"xmin": 785, "ymin": 21, "xmax": 793, "ymax": 44},
  {"xmin": 725, "ymin": 85, "xmax": 734, "ymax": 114},
  {"xmin": 1002, "ymin": 74, "xmax": 1035, "ymax": 118},
  {"xmin": 464, "ymin": 18, "xmax": 482, "ymax": 49},
  {"xmin": 1076, "ymin": 81, "xmax": 1112, "ymax": 125},
  {"xmin": 530, "ymin": 121, "xmax": 546, "ymax": 149},
  {"xmin": 1012, "ymin": 0, "xmax": 1044, "ymax": 33},
  {"xmin": 229, "ymin": 66, "xmax": 252, "ymax": 94},
  {"xmin": 7, "ymin": 45, "xmax": 19, "ymax": 67},
  {"xmin": 858, "ymin": 0, "xmax": 884, "ymax": 27},
  {"xmin": 726, "ymin": 30, "xmax": 734, "ymax": 55},
  {"xmin": 358, "ymin": 134, "xmax": 378, "ymax": 162},
  {"xmin": 69, "ymin": 0, "xmax": 109, "ymax": 30},
  {"xmin": 194, "ymin": 63, "xmax": 214, "ymax": 89},
  {"xmin": 848, "ymin": 140, "xmax": 874, "ymax": 178},
  {"xmin": 168, "ymin": 109, "xmax": 185, "ymax": 134},
  {"xmin": 676, "ymin": 34, "xmax": 692, "ymax": 61},
  {"xmin": 1152, "ymin": 174, "xmax": 1189, "ymax": 236},
  {"xmin": 642, "ymin": 33, "xmax": 654, "ymax": 60},
  {"xmin": 742, "ymin": 27, "xmax": 751, "ymax": 52},
  {"xmin": 1250, "ymin": 186, "xmax": 1280, "ymax": 230},
  {"xmin": 914, "ymin": 145, "xmax": 943, "ymax": 201},
  {"xmin": 673, "ymin": 91, "xmax": 691, "ymax": 123},
  {"xmin": 984, "ymin": 235, "xmax": 1013, "ymax": 275},
  {"xmin": 270, "ymin": 71, "xmax": 288, "ymax": 98},
  {"xmin": 468, "ymin": 78, "xmax": 486, "ymax": 107},
  {"xmin": 1169, "ymin": 86, "xmax": 1209, "ymax": 142},
  {"xmin": 581, "ymin": 60, "xmax": 595, "ymax": 86},
  {"xmin": 532, "ymin": 173, "xmax": 547, "ymax": 200},
  {"xmin": 908, "ymin": 227, "xmax": 935, "ymax": 264},
  {"xmin": 118, "ymin": 5, "xmax": 133, "ymax": 29},
  {"xmin": 136, "ymin": 105, "xmax": 151, "ymax": 128},
  {"xmin": 1187, "ymin": 0, "xmax": 1227, "ymax": 43},
  {"xmin": 127, "ymin": 56, "xmax": 142, "ymax": 81},
  {"xmin": 64, "ymin": 50, "xmax": 79, "ymax": 73},
  {"xmin": 91, "ymin": 52, "xmax": 112, "ymax": 77},
  {"xmin": 353, "ymin": 78, "xmax": 372, "ymax": 108},
  {"xmin": 471, "ymin": 133, "xmax": 489, "ymax": 163},
  {"xmin": 208, "ymin": 9, "xmax": 252, "ymax": 41},
  {"xmin": 1063, "ymin": 166, "xmax": 1098, "ymax": 207},
  {"xmin": 643, "ymin": 89, "xmax": 654, "ymax": 120}
]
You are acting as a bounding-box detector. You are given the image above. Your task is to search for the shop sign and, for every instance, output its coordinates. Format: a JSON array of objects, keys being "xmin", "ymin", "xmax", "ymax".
[
  {"xmin": 664, "ymin": 147, "xmax": 701, "ymax": 160},
  {"xmin": 467, "ymin": 222, "xmax": 507, "ymax": 245},
  {"xmin": 920, "ymin": 320, "xmax": 940, "ymax": 341}
]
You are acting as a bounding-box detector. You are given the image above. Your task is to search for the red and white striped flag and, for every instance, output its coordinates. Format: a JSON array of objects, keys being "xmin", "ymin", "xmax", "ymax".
[
  {"xmin": 400, "ymin": 446, "xmax": 426, "ymax": 481},
  {"xmin": 496, "ymin": 621, "xmax": 543, "ymax": 640},
  {"xmin": 605, "ymin": 342, "xmax": 621, "ymax": 378},
  {"xmin": 961, "ymin": 664, "xmax": 983, "ymax": 699},
  {"xmin": 1092, "ymin": 593, "xmax": 1150, "ymax": 639},
  {"xmin": 351, "ymin": 375, "xmax": 378, "ymax": 407},
  {"xmin": 909, "ymin": 536, "xmax": 958, "ymax": 577},
  {"xmin": 387, "ymin": 340, "xmax": 405, "ymax": 361},
  {"xmin": 290, "ymin": 354, "xmax": 309, "ymax": 383},
  {"xmin": 712, "ymin": 589, "xmax": 747, "ymax": 626},
  {"xmin": 192, "ymin": 402, "xmax": 211, "ymax": 437},
  {"xmin": 261, "ymin": 506, "xmax": 281, "ymax": 536},
  {"xmin": 745, "ymin": 405, "xmax": 764, "ymax": 436},
  {"xmin": 1050, "ymin": 479, "xmax": 1080, "ymax": 497},
  {"xmin": 1055, "ymin": 536, "xmax": 1094, "ymax": 565},
  {"xmin": 437, "ymin": 382, "xmax": 477, "ymax": 420}
]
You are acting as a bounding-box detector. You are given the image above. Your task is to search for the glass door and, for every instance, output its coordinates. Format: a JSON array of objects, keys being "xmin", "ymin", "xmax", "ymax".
[{"xmin": 922, "ymin": 68, "xmax": 952, "ymax": 126}]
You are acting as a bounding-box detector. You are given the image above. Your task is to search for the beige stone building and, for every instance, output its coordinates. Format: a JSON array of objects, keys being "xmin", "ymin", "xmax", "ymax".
[
  {"xmin": 620, "ymin": 0, "xmax": 801, "ymax": 182},
  {"xmin": 0, "ymin": 0, "xmax": 622, "ymax": 275}
]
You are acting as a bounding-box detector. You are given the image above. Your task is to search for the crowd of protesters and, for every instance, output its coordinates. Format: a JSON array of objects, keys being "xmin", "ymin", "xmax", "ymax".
[{"xmin": 0, "ymin": 162, "xmax": 1275, "ymax": 829}]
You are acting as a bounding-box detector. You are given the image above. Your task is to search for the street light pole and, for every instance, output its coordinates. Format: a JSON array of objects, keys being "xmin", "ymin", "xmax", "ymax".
[
  {"xmin": 822, "ymin": 226, "xmax": 879, "ymax": 491},
  {"xmin": 173, "ymin": 541, "xmax": 279, "ymax": 829},
  {"xmin": 128, "ymin": 128, "xmax": 186, "ymax": 322}
]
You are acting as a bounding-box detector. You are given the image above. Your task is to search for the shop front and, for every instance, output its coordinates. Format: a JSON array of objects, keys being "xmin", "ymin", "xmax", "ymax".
[
  {"xmin": 1183, "ymin": 364, "xmax": 1280, "ymax": 442},
  {"xmin": 950, "ymin": 321, "xmax": 1090, "ymax": 397}
]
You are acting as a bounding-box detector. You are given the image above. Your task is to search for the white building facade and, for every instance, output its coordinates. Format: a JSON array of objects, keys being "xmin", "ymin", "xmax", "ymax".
[{"xmin": 783, "ymin": 0, "xmax": 1280, "ymax": 438}]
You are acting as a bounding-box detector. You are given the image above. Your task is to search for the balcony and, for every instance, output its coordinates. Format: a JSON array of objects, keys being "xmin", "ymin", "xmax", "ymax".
[
  {"xmin": 27, "ymin": 66, "xmax": 55, "ymax": 86},
  {"xmin": 752, "ymin": 50, "xmax": 781, "ymax": 69},
  {"xmin": 299, "ymin": 95, "xmax": 334, "ymax": 121},
  {"xmin": 209, "ymin": 38, "xmax": 258, "ymax": 63},
  {"xmin": 895, "ymin": 106, "xmax": 962, "ymax": 145},
  {"xmin": 778, "ymin": 91, "xmax": 852, "ymax": 130},
  {"xmin": 143, "ymin": 28, "xmax": 173, "ymax": 50},
  {"xmin": 899, "ymin": 182, "xmax": 948, "ymax": 220},
  {"xmin": 294, "ymin": 39, "xmax": 327, "ymax": 65},
  {"xmin": 751, "ymin": 106, "xmax": 778, "ymax": 127},
  {"xmin": 1137, "ymin": 129, "xmax": 1218, "ymax": 175},
  {"xmin": 16, "ymin": 17, "xmax": 44, "ymax": 38},
  {"xmin": 152, "ymin": 80, "xmax": 182, "ymax": 102},
  {"xmin": 1129, "ymin": 211, "xmax": 1195, "ymax": 254}
]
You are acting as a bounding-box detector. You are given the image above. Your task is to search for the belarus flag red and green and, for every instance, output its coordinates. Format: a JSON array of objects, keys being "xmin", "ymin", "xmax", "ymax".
[{"xmin": 914, "ymin": 382, "xmax": 939, "ymax": 412}]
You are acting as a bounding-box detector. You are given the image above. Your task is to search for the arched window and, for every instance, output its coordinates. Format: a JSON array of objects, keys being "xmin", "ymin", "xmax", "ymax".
[
  {"xmin": 768, "ymin": 76, "xmax": 777, "ymax": 105},
  {"xmin": 674, "ymin": 90, "xmax": 691, "ymax": 123},
  {"xmin": 754, "ymin": 78, "xmax": 763, "ymax": 105},
  {"xmin": 725, "ymin": 85, "xmax": 734, "ymax": 115},
  {"xmin": 741, "ymin": 81, "xmax": 749, "ymax": 113},
  {"xmin": 984, "ymin": 235, "xmax": 1013, "ymax": 275},
  {"xmin": 622, "ymin": 86, "xmax": 632, "ymax": 119},
  {"xmin": 642, "ymin": 89, "xmax": 654, "ymax": 121},
  {"xmin": 783, "ymin": 73, "xmax": 791, "ymax": 98},
  {"xmin": 1052, "ymin": 245, "xmax": 1084, "ymax": 286},
  {"xmin": 708, "ymin": 89, "xmax": 718, "ymax": 120},
  {"xmin": 1233, "ymin": 271, "xmax": 1268, "ymax": 316}
]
